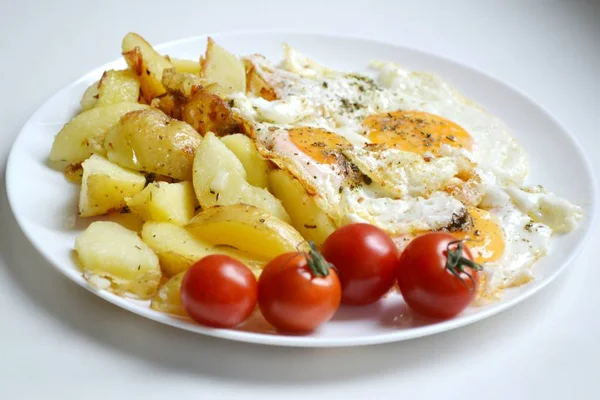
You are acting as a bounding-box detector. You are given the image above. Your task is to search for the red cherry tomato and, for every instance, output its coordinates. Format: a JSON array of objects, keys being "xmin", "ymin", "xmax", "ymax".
[
  {"xmin": 180, "ymin": 255, "xmax": 257, "ymax": 328},
  {"xmin": 321, "ymin": 223, "xmax": 399, "ymax": 305},
  {"xmin": 258, "ymin": 244, "xmax": 341, "ymax": 333},
  {"xmin": 397, "ymin": 232, "xmax": 481, "ymax": 319}
]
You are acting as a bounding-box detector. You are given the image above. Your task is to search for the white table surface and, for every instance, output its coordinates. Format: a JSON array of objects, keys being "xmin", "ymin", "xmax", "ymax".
[{"xmin": 1, "ymin": 0, "xmax": 599, "ymax": 398}]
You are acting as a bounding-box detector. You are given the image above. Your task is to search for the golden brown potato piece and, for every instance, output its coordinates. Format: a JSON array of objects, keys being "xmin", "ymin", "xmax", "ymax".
[
  {"xmin": 122, "ymin": 32, "xmax": 172, "ymax": 103},
  {"xmin": 104, "ymin": 109, "xmax": 202, "ymax": 180},
  {"xmin": 182, "ymin": 89, "xmax": 244, "ymax": 136},
  {"xmin": 154, "ymin": 69, "xmax": 206, "ymax": 119},
  {"xmin": 161, "ymin": 68, "xmax": 205, "ymax": 98},
  {"xmin": 244, "ymin": 59, "xmax": 277, "ymax": 101}
]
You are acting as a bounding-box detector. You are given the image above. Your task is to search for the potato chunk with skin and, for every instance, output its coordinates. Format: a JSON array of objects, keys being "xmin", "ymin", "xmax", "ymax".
[
  {"xmin": 220, "ymin": 134, "xmax": 270, "ymax": 189},
  {"xmin": 104, "ymin": 108, "xmax": 202, "ymax": 181},
  {"xmin": 75, "ymin": 221, "xmax": 161, "ymax": 299},
  {"xmin": 182, "ymin": 89, "xmax": 244, "ymax": 136},
  {"xmin": 96, "ymin": 69, "xmax": 141, "ymax": 107},
  {"xmin": 161, "ymin": 68, "xmax": 205, "ymax": 99},
  {"xmin": 122, "ymin": 32, "xmax": 172, "ymax": 103},
  {"xmin": 80, "ymin": 80, "xmax": 100, "ymax": 111},
  {"xmin": 49, "ymin": 102, "xmax": 149, "ymax": 167},
  {"xmin": 154, "ymin": 69, "xmax": 205, "ymax": 119},
  {"xmin": 201, "ymin": 37, "xmax": 246, "ymax": 96},
  {"xmin": 187, "ymin": 204, "xmax": 305, "ymax": 260},
  {"xmin": 80, "ymin": 70, "xmax": 140, "ymax": 112},
  {"xmin": 269, "ymin": 169, "xmax": 336, "ymax": 247},
  {"xmin": 151, "ymin": 272, "xmax": 186, "ymax": 316},
  {"xmin": 141, "ymin": 221, "xmax": 266, "ymax": 277},
  {"xmin": 126, "ymin": 181, "xmax": 198, "ymax": 226},
  {"xmin": 79, "ymin": 154, "xmax": 146, "ymax": 217},
  {"xmin": 192, "ymin": 132, "xmax": 290, "ymax": 222}
]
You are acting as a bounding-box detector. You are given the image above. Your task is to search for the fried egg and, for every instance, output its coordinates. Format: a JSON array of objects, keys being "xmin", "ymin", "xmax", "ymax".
[{"xmin": 228, "ymin": 45, "xmax": 583, "ymax": 297}]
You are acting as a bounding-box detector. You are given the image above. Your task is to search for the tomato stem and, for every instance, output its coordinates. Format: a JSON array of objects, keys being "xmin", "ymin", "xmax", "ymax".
[
  {"xmin": 445, "ymin": 240, "xmax": 482, "ymax": 291},
  {"xmin": 306, "ymin": 241, "xmax": 331, "ymax": 277}
]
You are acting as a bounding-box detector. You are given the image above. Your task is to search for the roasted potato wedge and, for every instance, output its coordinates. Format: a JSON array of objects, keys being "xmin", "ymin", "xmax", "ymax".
[
  {"xmin": 126, "ymin": 181, "xmax": 198, "ymax": 226},
  {"xmin": 161, "ymin": 68, "xmax": 205, "ymax": 99},
  {"xmin": 80, "ymin": 80, "xmax": 100, "ymax": 111},
  {"xmin": 78, "ymin": 154, "xmax": 146, "ymax": 217},
  {"xmin": 95, "ymin": 69, "xmax": 140, "ymax": 107},
  {"xmin": 122, "ymin": 32, "xmax": 172, "ymax": 103},
  {"xmin": 187, "ymin": 204, "xmax": 305, "ymax": 260},
  {"xmin": 141, "ymin": 221, "xmax": 266, "ymax": 277},
  {"xmin": 201, "ymin": 38, "xmax": 246, "ymax": 96},
  {"xmin": 269, "ymin": 169, "xmax": 336, "ymax": 247},
  {"xmin": 75, "ymin": 221, "xmax": 161, "ymax": 299},
  {"xmin": 104, "ymin": 108, "xmax": 202, "ymax": 180},
  {"xmin": 220, "ymin": 134, "xmax": 269, "ymax": 189},
  {"xmin": 182, "ymin": 88, "xmax": 244, "ymax": 136},
  {"xmin": 192, "ymin": 132, "xmax": 290, "ymax": 222},
  {"xmin": 49, "ymin": 102, "xmax": 149, "ymax": 167},
  {"xmin": 150, "ymin": 272, "xmax": 187, "ymax": 316},
  {"xmin": 170, "ymin": 58, "xmax": 201, "ymax": 75},
  {"xmin": 154, "ymin": 69, "xmax": 205, "ymax": 119}
]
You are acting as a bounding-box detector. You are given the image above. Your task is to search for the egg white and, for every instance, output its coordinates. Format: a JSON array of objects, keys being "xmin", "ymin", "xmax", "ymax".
[{"xmin": 230, "ymin": 46, "xmax": 583, "ymax": 298}]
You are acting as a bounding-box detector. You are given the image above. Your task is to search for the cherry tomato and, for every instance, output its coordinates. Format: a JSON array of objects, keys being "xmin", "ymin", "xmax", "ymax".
[
  {"xmin": 180, "ymin": 255, "xmax": 257, "ymax": 328},
  {"xmin": 397, "ymin": 232, "xmax": 481, "ymax": 319},
  {"xmin": 258, "ymin": 243, "xmax": 341, "ymax": 333},
  {"xmin": 321, "ymin": 223, "xmax": 399, "ymax": 305}
]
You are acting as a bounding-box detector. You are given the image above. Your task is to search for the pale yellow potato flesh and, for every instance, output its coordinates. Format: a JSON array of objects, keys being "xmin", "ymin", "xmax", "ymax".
[
  {"xmin": 75, "ymin": 221, "xmax": 161, "ymax": 299},
  {"xmin": 104, "ymin": 108, "xmax": 202, "ymax": 181},
  {"xmin": 221, "ymin": 134, "xmax": 270, "ymax": 189},
  {"xmin": 201, "ymin": 37, "xmax": 246, "ymax": 96},
  {"xmin": 192, "ymin": 132, "xmax": 290, "ymax": 222},
  {"xmin": 95, "ymin": 69, "xmax": 141, "ymax": 107},
  {"xmin": 49, "ymin": 102, "xmax": 149, "ymax": 167},
  {"xmin": 122, "ymin": 32, "xmax": 172, "ymax": 102},
  {"xmin": 79, "ymin": 154, "xmax": 146, "ymax": 217},
  {"xmin": 171, "ymin": 58, "xmax": 201, "ymax": 75},
  {"xmin": 269, "ymin": 169, "xmax": 336, "ymax": 247},
  {"xmin": 126, "ymin": 181, "xmax": 198, "ymax": 226},
  {"xmin": 187, "ymin": 204, "xmax": 306, "ymax": 260},
  {"xmin": 141, "ymin": 221, "xmax": 266, "ymax": 277},
  {"xmin": 80, "ymin": 80, "xmax": 100, "ymax": 111}
]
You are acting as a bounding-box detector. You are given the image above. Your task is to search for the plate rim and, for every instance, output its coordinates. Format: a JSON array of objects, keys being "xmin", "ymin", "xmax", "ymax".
[{"xmin": 5, "ymin": 30, "xmax": 598, "ymax": 347}]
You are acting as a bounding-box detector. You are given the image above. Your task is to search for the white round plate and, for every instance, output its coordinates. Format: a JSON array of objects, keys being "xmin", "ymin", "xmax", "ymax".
[{"xmin": 6, "ymin": 32, "xmax": 596, "ymax": 347}]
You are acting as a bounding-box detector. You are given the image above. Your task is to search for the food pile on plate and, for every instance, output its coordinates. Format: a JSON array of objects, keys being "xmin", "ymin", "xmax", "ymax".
[{"xmin": 48, "ymin": 33, "xmax": 582, "ymax": 333}]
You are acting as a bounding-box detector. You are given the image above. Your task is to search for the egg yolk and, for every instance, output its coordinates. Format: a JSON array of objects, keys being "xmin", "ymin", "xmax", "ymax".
[
  {"xmin": 363, "ymin": 110, "xmax": 473, "ymax": 156},
  {"xmin": 288, "ymin": 127, "xmax": 351, "ymax": 164},
  {"xmin": 451, "ymin": 207, "xmax": 505, "ymax": 263}
]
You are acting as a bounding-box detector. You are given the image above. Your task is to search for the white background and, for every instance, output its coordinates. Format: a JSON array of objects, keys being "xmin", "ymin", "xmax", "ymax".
[{"xmin": 1, "ymin": 0, "xmax": 599, "ymax": 398}]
